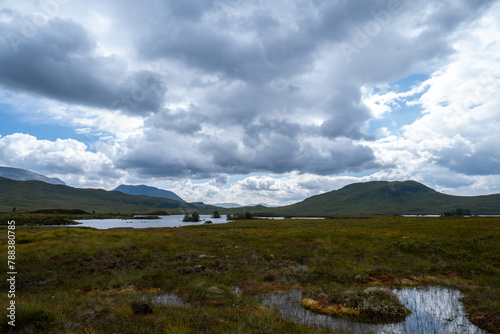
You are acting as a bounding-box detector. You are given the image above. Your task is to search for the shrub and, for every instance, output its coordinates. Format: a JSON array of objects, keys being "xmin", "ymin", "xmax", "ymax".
[{"xmin": 183, "ymin": 211, "xmax": 201, "ymax": 222}]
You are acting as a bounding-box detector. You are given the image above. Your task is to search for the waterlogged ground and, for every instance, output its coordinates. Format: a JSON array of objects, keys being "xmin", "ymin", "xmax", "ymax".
[
  {"xmin": 261, "ymin": 287, "xmax": 488, "ymax": 333},
  {"xmin": 0, "ymin": 216, "xmax": 498, "ymax": 333}
]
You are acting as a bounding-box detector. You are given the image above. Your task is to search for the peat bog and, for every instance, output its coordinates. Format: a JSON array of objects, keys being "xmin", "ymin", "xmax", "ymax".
[{"xmin": 0, "ymin": 216, "xmax": 498, "ymax": 333}]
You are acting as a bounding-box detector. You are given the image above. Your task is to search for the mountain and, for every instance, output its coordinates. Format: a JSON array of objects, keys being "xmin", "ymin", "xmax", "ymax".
[
  {"xmin": 213, "ymin": 203, "xmax": 243, "ymax": 208},
  {"xmin": 0, "ymin": 166, "xmax": 66, "ymax": 185},
  {"xmin": 0, "ymin": 177, "xmax": 216, "ymax": 214},
  {"xmin": 114, "ymin": 184, "xmax": 185, "ymax": 203},
  {"xmin": 269, "ymin": 180, "xmax": 500, "ymax": 215},
  {"xmin": 2, "ymin": 177, "xmax": 499, "ymax": 216}
]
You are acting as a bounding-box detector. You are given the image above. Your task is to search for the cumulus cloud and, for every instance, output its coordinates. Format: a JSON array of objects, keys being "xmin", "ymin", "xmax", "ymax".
[
  {"xmin": 170, "ymin": 173, "xmax": 373, "ymax": 206},
  {"xmin": 0, "ymin": 15, "xmax": 166, "ymax": 115},
  {"xmin": 0, "ymin": 0, "xmax": 499, "ymax": 204},
  {"xmin": 115, "ymin": 118, "xmax": 380, "ymax": 179},
  {"xmin": 0, "ymin": 133, "xmax": 123, "ymax": 187}
]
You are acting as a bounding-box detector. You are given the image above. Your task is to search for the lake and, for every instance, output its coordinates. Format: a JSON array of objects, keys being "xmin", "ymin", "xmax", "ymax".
[
  {"xmin": 72, "ymin": 215, "xmax": 228, "ymax": 229},
  {"xmin": 70, "ymin": 215, "xmax": 327, "ymax": 229}
]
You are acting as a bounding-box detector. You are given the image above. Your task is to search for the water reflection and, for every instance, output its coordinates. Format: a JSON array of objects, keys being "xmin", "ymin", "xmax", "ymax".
[
  {"xmin": 150, "ymin": 293, "xmax": 190, "ymax": 308},
  {"xmin": 72, "ymin": 215, "xmax": 228, "ymax": 229},
  {"xmin": 261, "ymin": 287, "xmax": 487, "ymax": 334}
]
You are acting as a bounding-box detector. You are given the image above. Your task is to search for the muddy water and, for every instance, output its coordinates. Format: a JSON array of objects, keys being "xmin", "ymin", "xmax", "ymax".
[{"xmin": 261, "ymin": 287, "xmax": 487, "ymax": 334}]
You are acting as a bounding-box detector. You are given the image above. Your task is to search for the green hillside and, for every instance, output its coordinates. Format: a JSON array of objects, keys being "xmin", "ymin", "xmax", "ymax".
[
  {"xmin": 2, "ymin": 178, "xmax": 499, "ymax": 216},
  {"xmin": 270, "ymin": 180, "xmax": 500, "ymax": 215},
  {"xmin": 0, "ymin": 177, "xmax": 216, "ymax": 214}
]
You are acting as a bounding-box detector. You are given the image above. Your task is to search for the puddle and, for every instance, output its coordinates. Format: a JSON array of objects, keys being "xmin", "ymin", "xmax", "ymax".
[{"xmin": 261, "ymin": 287, "xmax": 488, "ymax": 334}]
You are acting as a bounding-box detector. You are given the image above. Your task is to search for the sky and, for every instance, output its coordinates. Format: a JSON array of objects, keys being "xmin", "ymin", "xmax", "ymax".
[{"xmin": 0, "ymin": 0, "xmax": 499, "ymax": 206}]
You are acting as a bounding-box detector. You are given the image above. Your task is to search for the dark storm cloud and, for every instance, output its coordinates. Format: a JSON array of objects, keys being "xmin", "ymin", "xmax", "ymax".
[
  {"xmin": 243, "ymin": 118, "xmax": 301, "ymax": 147},
  {"xmin": 0, "ymin": 16, "xmax": 166, "ymax": 115},
  {"xmin": 199, "ymin": 124, "xmax": 380, "ymax": 176},
  {"xmin": 146, "ymin": 108, "xmax": 205, "ymax": 135},
  {"xmin": 115, "ymin": 138, "xmax": 213, "ymax": 179},
  {"xmin": 108, "ymin": 0, "xmax": 496, "ymax": 179},
  {"xmin": 116, "ymin": 112, "xmax": 380, "ymax": 178},
  {"xmin": 319, "ymin": 85, "xmax": 375, "ymax": 140},
  {"xmin": 2, "ymin": 0, "xmax": 497, "ymax": 182},
  {"xmin": 437, "ymin": 140, "xmax": 500, "ymax": 176},
  {"xmin": 136, "ymin": 1, "xmax": 317, "ymax": 84},
  {"xmin": 204, "ymin": 82, "xmax": 305, "ymax": 127}
]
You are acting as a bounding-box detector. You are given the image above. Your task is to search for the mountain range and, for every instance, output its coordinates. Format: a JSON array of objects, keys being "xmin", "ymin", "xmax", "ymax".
[
  {"xmin": 114, "ymin": 184, "xmax": 186, "ymax": 203},
  {"xmin": 1, "ymin": 166, "xmax": 500, "ymax": 215},
  {"xmin": 0, "ymin": 177, "xmax": 216, "ymax": 214},
  {"xmin": 213, "ymin": 203, "xmax": 243, "ymax": 208},
  {"xmin": 0, "ymin": 166, "xmax": 66, "ymax": 185}
]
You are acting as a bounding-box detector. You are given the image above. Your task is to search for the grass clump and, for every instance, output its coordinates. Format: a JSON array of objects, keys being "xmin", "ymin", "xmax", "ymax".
[
  {"xmin": 302, "ymin": 287, "xmax": 410, "ymax": 323},
  {"xmin": 462, "ymin": 287, "xmax": 500, "ymax": 333}
]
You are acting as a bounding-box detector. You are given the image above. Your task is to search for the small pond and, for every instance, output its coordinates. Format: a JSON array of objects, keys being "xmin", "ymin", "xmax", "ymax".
[
  {"xmin": 71, "ymin": 215, "xmax": 228, "ymax": 229},
  {"xmin": 261, "ymin": 286, "xmax": 487, "ymax": 334}
]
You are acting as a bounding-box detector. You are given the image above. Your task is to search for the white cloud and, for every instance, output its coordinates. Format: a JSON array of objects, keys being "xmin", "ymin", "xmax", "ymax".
[
  {"xmin": 170, "ymin": 173, "xmax": 374, "ymax": 206},
  {"xmin": 363, "ymin": 2, "xmax": 500, "ymax": 195},
  {"xmin": 0, "ymin": 133, "xmax": 124, "ymax": 188},
  {"xmin": 1, "ymin": 0, "xmax": 500, "ymax": 205}
]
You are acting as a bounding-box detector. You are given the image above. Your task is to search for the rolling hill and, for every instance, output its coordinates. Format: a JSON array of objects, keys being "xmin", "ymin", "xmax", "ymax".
[
  {"xmin": 269, "ymin": 180, "xmax": 500, "ymax": 215},
  {"xmin": 0, "ymin": 166, "xmax": 66, "ymax": 185},
  {"xmin": 2, "ymin": 177, "xmax": 499, "ymax": 216},
  {"xmin": 114, "ymin": 184, "xmax": 186, "ymax": 202},
  {"xmin": 0, "ymin": 177, "xmax": 217, "ymax": 214}
]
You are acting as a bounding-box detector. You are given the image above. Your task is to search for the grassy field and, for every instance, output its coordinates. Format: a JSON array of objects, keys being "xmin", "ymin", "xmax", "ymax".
[{"xmin": 0, "ymin": 216, "xmax": 499, "ymax": 333}]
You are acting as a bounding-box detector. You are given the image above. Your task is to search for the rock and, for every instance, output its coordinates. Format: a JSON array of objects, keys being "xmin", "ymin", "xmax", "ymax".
[{"xmin": 199, "ymin": 254, "xmax": 208, "ymax": 259}]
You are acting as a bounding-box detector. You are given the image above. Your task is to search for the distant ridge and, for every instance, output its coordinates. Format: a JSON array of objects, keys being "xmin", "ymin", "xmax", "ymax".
[
  {"xmin": 2, "ymin": 177, "xmax": 499, "ymax": 215},
  {"xmin": 213, "ymin": 203, "xmax": 242, "ymax": 208},
  {"xmin": 114, "ymin": 184, "xmax": 185, "ymax": 203},
  {"xmin": 0, "ymin": 177, "xmax": 216, "ymax": 213},
  {"xmin": 270, "ymin": 180, "xmax": 500, "ymax": 215},
  {"xmin": 0, "ymin": 166, "xmax": 65, "ymax": 185}
]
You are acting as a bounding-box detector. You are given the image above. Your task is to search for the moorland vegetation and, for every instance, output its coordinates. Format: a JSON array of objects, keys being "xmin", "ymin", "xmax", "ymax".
[{"xmin": 0, "ymin": 215, "xmax": 498, "ymax": 333}]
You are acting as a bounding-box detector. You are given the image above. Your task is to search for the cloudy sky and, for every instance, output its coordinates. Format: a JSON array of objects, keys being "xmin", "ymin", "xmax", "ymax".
[{"xmin": 1, "ymin": 0, "xmax": 499, "ymax": 205}]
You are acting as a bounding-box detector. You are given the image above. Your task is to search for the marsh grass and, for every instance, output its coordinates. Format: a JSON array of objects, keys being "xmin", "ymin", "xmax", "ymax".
[
  {"xmin": 301, "ymin": 287, "xmax": 411, "ymax": 323},
  {"xmin": 0, "ymin": 216, "xmax": 498, "ymax": 333}
]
